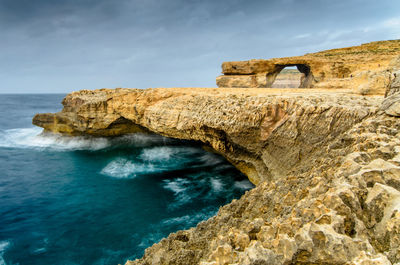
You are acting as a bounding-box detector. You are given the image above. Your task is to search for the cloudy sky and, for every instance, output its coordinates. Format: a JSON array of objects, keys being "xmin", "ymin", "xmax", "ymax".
[{"xmin": 0, "ymin": 0, "xmax": 399, "ymax": 93}]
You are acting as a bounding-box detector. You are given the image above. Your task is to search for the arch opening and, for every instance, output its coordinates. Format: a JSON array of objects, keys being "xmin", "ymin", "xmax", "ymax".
[{"xmin": 266, "ymin": 64, "xmax": 314, "ymax": 88}]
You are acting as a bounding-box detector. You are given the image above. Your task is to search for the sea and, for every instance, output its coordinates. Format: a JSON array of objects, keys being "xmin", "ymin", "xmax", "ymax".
[{"xmin": 0, "ymin": 94, "xmax": 254, "ymax": 265}]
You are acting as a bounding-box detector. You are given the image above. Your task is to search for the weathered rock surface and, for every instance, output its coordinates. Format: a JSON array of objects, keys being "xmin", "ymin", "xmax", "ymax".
[
  {"xmin": 32, "ymin": 42, "xmax": 400, "ymax": 265},
  {"xmin": 382, "ymin": 71, "xmax": 400, "ymax": 117},
  {"xmin": 217, "ymin": 40, "xmax": 400, "ymax": 95},
  {"xmin": 33, "ymin": 88, "xmax": 379, "ymax": 184},
  {"xmin": 32, "ymin": 86, "xmax": 400, "ymax": 264}
]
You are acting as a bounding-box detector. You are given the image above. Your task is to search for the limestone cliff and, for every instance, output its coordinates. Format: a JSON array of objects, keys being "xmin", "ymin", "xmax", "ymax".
[
  {"xmin": 33, "ymin": 88, "xmax": 379, "ymax": 184},
  {"xmin": 217, "ymin": 40, "xmax": 400, "ymax": 95},
  {"xmin": 33, "ymin": 86, "xmax": 400, "ymax": 264},
  {"xmin": 32, "ymin": 43, "xmax": 400, "ymax": 264},
  {"xmin": 130, "ymin": 74, "xmax": 400, "ymax": 265}
]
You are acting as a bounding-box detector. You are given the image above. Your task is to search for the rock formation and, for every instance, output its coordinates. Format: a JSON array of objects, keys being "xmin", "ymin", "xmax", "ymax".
[
  {"xmin": 217, "ymin": 40, "xmax": 400, "ymax": 96},
  {"xmin": 32, "ymin": 40, "xmax": 400, "ymax": 264},
  {"xmin": 33, "ymin": 88, "xmax": 380, "ymax": 184}
]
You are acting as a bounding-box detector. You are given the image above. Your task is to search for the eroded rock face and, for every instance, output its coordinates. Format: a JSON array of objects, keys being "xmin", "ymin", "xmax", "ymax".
[
  {"xmin": 217, "ymin": 40, "xmax": 400, "ymax": 95},
  {"xmin": 381, "ymin": 70, "xmax": 400, "ymax": 117},
  {"xmin": 32, "ymin": 85, "xmax": 400, "ymax": 264},
  {"xmin": 32, "ymin": 51, "xmax": 400, "ymax": 264},
  {"xmin": 126, "ymin": 105, "xmax": 400, "ymax": 265},
  {"xmin": 33, "ymin": 88, "xmax": 379, "ymax": 184}
]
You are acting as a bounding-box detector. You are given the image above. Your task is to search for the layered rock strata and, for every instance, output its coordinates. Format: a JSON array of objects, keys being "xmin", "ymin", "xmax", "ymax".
[{"xmin": 217, "ymin": 40, "xmax": 400, "ymax": 95}]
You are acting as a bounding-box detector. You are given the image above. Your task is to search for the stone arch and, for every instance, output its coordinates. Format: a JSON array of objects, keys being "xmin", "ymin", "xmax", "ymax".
[{"xmin": 266, "ymin": 64, "xmax": 314, "ymax": 88}]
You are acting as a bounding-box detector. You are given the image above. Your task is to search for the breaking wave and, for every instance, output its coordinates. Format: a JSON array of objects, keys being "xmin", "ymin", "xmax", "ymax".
[
  {"xmin": 210, "ymin": 178, "xmax": 224, "ymax": 192},
  {"xmin": 100, "ymin": 158, "xmax": 157, "ymax": 178},
  {"xmin": 140, "ymin": 146, "xmax": 175, "ymax": 161},
  {"xmin": 163, "ymin": 178, "xmax": 192, "ymax": 204},
  {"xmin": 0, "ymin": 241, "xmax": 10, "ymax": 265},
  {"xmin": 161, "ymin": 207, "xmax": 217, "ymax": 227},
  {"xmin": 234, "ymin": 180, "xmax": 254, "ymax": 190},
  {"xmin": 0, "ymin": 128, "xmax": 175, "ymax": 151},
  {"xmin": 0, "ymin": 94, "xmax": 255, "ymax": 265}
]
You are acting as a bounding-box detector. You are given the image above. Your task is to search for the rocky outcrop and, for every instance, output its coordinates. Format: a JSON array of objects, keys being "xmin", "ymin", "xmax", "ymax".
[
  {"xmin": 33, "ymin": 88, "xmax": 380, "ymax": 184},
  {"xmin": 32, "ymin": 86, "xmax": 400, "ymax": 264},
  {"xmin": 217, "ymin": 40, "xmax": 400, "ymax": 95},
  {"xmin": 32, "ymin": 42, "xmax": 400, "ymax": 265},
  {"xmin": 126, "ymin": 112, "xmax": 400, "ymax": 265}
]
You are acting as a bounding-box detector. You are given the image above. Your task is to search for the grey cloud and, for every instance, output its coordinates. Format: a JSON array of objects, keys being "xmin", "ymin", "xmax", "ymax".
[{"xmin": 0, "ymin": 0, "xmax": 399, "ymax": 93}]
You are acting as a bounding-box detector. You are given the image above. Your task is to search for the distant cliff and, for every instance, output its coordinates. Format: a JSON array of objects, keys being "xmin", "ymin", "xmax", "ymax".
[{"xmin": 33, "ymin": 41, "xmax": 400, "ymax": 264}]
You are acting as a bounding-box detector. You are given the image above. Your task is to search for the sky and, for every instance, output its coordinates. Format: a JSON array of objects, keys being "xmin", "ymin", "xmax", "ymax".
[{"xmin": 0, "ymin": 0, "xmax": 399, "ymax": 93}]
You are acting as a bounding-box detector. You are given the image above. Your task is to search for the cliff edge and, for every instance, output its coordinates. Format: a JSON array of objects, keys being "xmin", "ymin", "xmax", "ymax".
[{"xmin": 32, "ymin": 41, "xmax": 400, "ymax": 264}]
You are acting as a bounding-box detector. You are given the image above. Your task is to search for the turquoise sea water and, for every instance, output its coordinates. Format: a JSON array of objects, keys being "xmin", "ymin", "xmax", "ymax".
[{"xmin": 0, "ymin": 94, "xmax": 253, "ymax": 265}]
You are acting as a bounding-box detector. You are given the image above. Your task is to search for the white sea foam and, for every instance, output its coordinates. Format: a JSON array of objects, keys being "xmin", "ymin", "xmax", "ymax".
[
  {"xmin": 32, "ymin": 247, "xmax": 46, "ymax": 254},
  {"xmin": 0, "ymin": 127, "xmax": 110, "ymax": 151},
  {"xmin": 163, "ymin": 178, "xmax": 192, "ymax": 205},
  {"xmin": 161, "ymin": 208, "xmax": 217, "ymax": 226},
  {"xmin": 101, "ymin": 158, "xmax": 156, "ymax": 178},
  {"xmin": 140, "ymin": 146, "xmax": 206, "ymax": 171},
  {"xmin": 198, "ymin": 152, "xmax": 224, "ymax": 166},
  {"xmin": 0, "ymin": 128, "xmax": 179, "ymax": 151},
  {"xmin": 210, "ymin": 178, "xmax": 224, "ymax": 192},
  {"xmin": 0, "ymin": 241, "xmax": 10, "ymax": 252},
  {"xmin": 140, "ymin": 146, "xmax": 174, "ymax": 161},
  {"xmin": 163, "ymin": 178, "xmax": 190, "ymax": 194},
  {"xmin": 0, "ymin": 241, "xmax": 10, "ymax": 265},
  {"xmin": 138, "ymin": 232, "xmax": 164, "ymax": 248},
  {"xmin": 234, "ymin": 180, "xmax": 255, "ymax": 190},
  {"xmin": 30, "ymin": 237, "xmax": 48, "ymax": 255},
  {"xmin": 161, "ymin": 214, "xmax": 192, "ymax": 225}
]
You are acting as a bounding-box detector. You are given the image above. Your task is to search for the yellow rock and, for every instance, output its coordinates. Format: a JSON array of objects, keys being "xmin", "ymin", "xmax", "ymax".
[{"xmin": 217, "ymin": 40, "xmax": 400, "ymax": 95}]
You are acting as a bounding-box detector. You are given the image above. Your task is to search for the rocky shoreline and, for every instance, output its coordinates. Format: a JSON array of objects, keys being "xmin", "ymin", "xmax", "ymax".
[{"xmin": 33, "ymin": 41, "xmax": 400, "ymax": 264}]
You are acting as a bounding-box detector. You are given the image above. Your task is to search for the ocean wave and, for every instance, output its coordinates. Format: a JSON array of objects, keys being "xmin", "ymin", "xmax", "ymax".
[
  {"xmin": 210, "ymin": 178, "xmax": 224, "ymax": 192},
  {"xmin": 0, "ymin": 127, "xmax": 176, "ymax": 151},
  {"xmin": 234, "ymin": 180, "xmax": 255, "ymax": 190},
  {"xmin": 161, "ymin": 208, "xmax": 217, "ymax": 227},
  {"xmin": 100, "ymin": 158, "xmax": 157, "ymax": 178},
  {"xmin": 139, "ymin": 146, "xmax": 208, "ymax": 169},
  {"xmin": 140, "ymin": 146, "xmax": 201, "ymax": 159},
  {"xmin": 163, "ymin": 178, "xmax": 192, "ymax": 205},
  {"xmin": 0, "ymin": 240, "xmax": 10, "ymax": 265},
  {"xmin": 0, "ymin": 127, "xmax": 110, "ymax": 151},
  {"xmin": 139, "ymin": 146, "xmax": 175, "ymax": 161},
  {"xmin": 163, "ymin": 178, "xmax": 191, "ymax": 195},
  {"xmin": 138, "ymin": 232, "xmax": 164, "ymax": 248}
]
